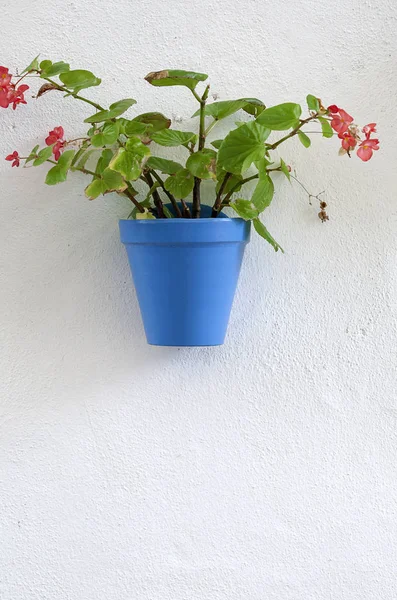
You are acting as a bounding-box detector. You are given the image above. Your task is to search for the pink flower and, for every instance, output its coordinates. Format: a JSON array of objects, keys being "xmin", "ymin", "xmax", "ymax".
[
  {"xmin": 327, "ymin": 104, "xmax": 339, "ymax": 113},
  {"xmin": 0, "ymin": 90, "xmax": 10, "ymax": 108},
  {"xmin": 0, "ymin": 67, "xmax": 12, "ymax": 91},
  {"xmin": 7, "ymin": 84, "xmax": 29, "ymax": 110},
  {"xmin": 0, "ymin": 68, "xmax": 29, "ymax": 110},
  {"xmin": 0, "ymin": 67, "xmax": 13, "ymax": 108},
  {"xmin": 357, "ymin": 138, "xmax": 379, "ymax": 162},
  {"xmin": 45, "ymin": 126, "xmax": 64, "ymax": 145},
  {"xmin": 363, "ymin": 123, "xmax": 377, "ymax": 138},
  {"xmin": 45, "ymin": 126, "xmax": 65, "ymax": 161},
  {"xmin": 339, "ymin": 130, "xmax": 357, "ymax": 151},
  {"xmin": 330, "ymin": 109, "xmax": 354, "ymax": 135},
  {"xmin": 5, "ymin": 150, "xmax": 20, "ymax": 167}
]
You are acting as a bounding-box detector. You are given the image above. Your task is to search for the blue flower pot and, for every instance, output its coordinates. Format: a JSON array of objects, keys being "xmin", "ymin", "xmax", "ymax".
[{"xmin": 119, "ymin": 213, "xmax": 250, "ymax": 346}]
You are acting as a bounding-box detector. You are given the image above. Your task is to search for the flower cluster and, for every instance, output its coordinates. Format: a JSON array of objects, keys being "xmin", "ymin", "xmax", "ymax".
[
  {"xmin": 5, "ymin": 126, "xmax": 66, "ymax": 169},
  {"xmin": 45, "ymin": 126, "xmax": 65, "ymax": 161},
  {"xmin": 0, "ymin": 67, "xmax": 29, "ymax": 110},
  {"xmin": 5, "ymin": 150, "xmax": 20, "ymax": 167},
  {"xmin": 328, "ymin": 105, "xmax": 379, "ymax": 162}
]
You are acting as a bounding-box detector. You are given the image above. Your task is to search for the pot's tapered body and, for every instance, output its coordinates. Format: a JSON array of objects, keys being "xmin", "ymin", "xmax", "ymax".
[{"xmin": 119, "ymin": 217, "xmax": 250, "ymax": 346}]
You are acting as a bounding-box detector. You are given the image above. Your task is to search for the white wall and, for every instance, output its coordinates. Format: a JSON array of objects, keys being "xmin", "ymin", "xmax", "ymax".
[{"xmin": 1, "ymin": 1, "xmax": 397, "ymax": 598}]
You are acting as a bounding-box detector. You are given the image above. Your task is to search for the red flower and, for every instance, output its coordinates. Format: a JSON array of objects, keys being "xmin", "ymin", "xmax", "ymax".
[
  {"xmin": 0, "ymin": 68, "xmax": 29, "ymax": 110},
  {"xmin": 363, "ymin": 123, "xmax": 377, "ymax": 138},
  {"xmin": 330, "ymin": 109, "xmax": 354, "ymax": 135},
  {"xmin": 327, "ymin": 104, "xmax": 339, "ymax": 113},
  {"xmin": 45, "ymin": 126, "xmax": 65, "ymax": 161},
  {"xmin": 5, "ymin": 150, "xmax": 20, "ymax": 167},
  {"xmin": 357, "ymin": 138, "xmax": 379, "ymax": 162},
  {"xmin": 0, "ymin": 67, "xmax": 12, "ymax": 90},
  {"xmin": 338, "ymin": 130, "xmax": 357, "ymax": 151},
  {"xmin": 0, "ymin": 90, "xmax": 9, "ymax": 108},
  {"xmin": 7, "ymin": 84, "xmax": 29, "ymax": 110}
]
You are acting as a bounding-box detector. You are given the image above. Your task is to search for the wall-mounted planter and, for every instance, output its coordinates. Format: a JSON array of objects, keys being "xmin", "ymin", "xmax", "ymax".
[{"xmin": 119, "ymin": 215, "xmax": 250, "ymax": 346}]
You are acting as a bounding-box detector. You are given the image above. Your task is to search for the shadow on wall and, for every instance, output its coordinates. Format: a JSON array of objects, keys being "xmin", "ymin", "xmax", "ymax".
[{"xmin": 2, "ymin": 173, "xmax": 286, "ymax": 402}]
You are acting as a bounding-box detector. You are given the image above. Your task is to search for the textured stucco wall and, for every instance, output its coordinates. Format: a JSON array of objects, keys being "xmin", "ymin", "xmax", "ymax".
[{"xmin": 1, "ymin": 1, "xmax": 397, "ymax": 598}]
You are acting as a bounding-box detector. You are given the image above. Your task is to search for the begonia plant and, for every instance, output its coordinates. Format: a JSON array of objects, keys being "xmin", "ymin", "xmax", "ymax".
[{"xmin": 2, "ymin": 58, "xmax": 379, "ymax": 251}]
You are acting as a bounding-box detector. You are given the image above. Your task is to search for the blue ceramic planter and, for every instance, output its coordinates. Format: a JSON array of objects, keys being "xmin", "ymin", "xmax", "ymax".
[{"xmin": 119, "ymin": 214, "xmax": 250, "ymax": 346}]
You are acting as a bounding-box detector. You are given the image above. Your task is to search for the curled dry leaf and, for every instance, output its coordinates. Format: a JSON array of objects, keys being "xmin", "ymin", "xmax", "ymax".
[{"xmin": 36, "ymin": 82, "xmax": 62, "ymax": 98}]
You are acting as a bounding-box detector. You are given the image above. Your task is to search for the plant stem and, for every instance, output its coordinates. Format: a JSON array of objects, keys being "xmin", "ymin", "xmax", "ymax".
[
  {"xmin": 192, "ymin": 84, "xmax": 210, "ymax": 218},
  {"xmin": 289, "ymin": 174, "xmax": 325, "ymax": 205},
  {"xmin": 222, "ymin": 174, "xmax": 259, "ymax": 205},
  {"xmin": 205, "ymin": 119, "xmax": 217, "ymax": 137},
  {"xmin": 211, "ymin": 172, "xmax": 232, "ymax": 217},
  {"xmin": 149, "ymin": 169, "xmax": 183, "ymax": 217},
  {"xmin": 145, "ymin": 172, "xmax": 165, "ymax": 218},
  {"xmin": 40, "ymin": 76, "xmax": 105, "ymax": 112},
  {"xmin": 14, "ymin": 71, "xmax": 31, "ymax": 86},
  {"xmin": 180, "ymin": 200, "xmax": 191, "ymax": 218},
  {"xmin": 267, "ymin": 115, "xmax": 318, "ymax": 150},
  {"xmin": 219, "ymin": 167, "xmax": 283, "ymax": 208},
  {"xmin": 192, "ymin": 179, "xmax": 201, "ymax": 218}
]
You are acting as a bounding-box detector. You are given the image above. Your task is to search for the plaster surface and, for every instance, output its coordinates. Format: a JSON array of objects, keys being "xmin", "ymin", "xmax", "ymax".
[{"xmin": 1, "ymin": 1, "xmax": 397, "ymax": 598}]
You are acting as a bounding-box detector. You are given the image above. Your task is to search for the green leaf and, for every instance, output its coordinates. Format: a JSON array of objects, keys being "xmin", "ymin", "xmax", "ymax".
[
  {"xmin": 136, "ymin": 208, "xmax": 156, "ymax": 220},
  {"xmin": 186, "ymin": 149, "xmax": 216, "ymax": 179},
  {"xmin": 25, "ymin": 144, "xmax": 40, "ymax": 165},
  {"xmin": 90, "ymin": 122, "xmax": 119, "ymax": 147},
  {"xmin": 211, "ymin": 139, "xmax": 223, "ymax": 149},
  {"xmin": 123, "ymin": 121, "xmax": 151, "ymax": 137},
  {"xmin": 59, "ymin": 69, "xmax": 101, "ymax": 92},
  {"xmin": 306, "ymin": 94, "xmax": 320, "ymax": 112},
  {"xmin": 253, "ymin": 218, "xmax": 284, "ymax": 252},
  {"xmin": 84, "ymin": 179, "xmax": 108, "ymax": 199},
  {"xmin": 318, "ymin": 116, "xmax": 334, "ymax": 138},
  {"xmin": 230, "ymin": 199, "xmax": 258, "ymax": 220},
  {"xmin": 85, "ymin": 168, "xmax": 126, "ymax": 199},
  {"xmin": 251, "ymin": 174, "xmax": 274, "ymax": 213},
  {"xmin": 71, "ymin": 149, "xmax": 96, "ymax": 171},
  {"xmin": 132, "ymin": 112, "xmax": 171, "ymax": 132},
  {"xmin": 280, "ymin": 158, "xmax": 291, "ymax": 181},
  {"xmin": 164, "ymin": 169, "xmax": 194, "ymax": 199},
  {"xmin": 125, "ymin": 136, "xmax": 151, "ymax": 160},
  {"xmin": 255, "ymin": 157, "xmax": 271, "ymax": 176},
  {"xmin": 42, "ymin": 61, "xmax": 70, "ymax": 77},
  {"xmin": 128, "ymin": 195, "xmax": 151, "ymax": 219},
  {"xmin": 33, "ymin": 145, "xmax": 54, "ymax": 166},
  {"xmin": 69, "ymin": 141, "xmax": 88, "ymax": 166},
  {"xmin": 39, "ymin": 60, "xmax": 52, "ymax": 72},
  {"xmin": 145, "ymin": 69, "xmax": 208, "ymax": 91},
  {"xmin": 193, "ymin": 98, "xmax": 266, "ymax": 120},
  {"xmin": 151, "ymin": 129, "xmax": 197, "ymax": 147},
  {"xmin": 45, "ymin": 150, "xmax": 75, "ymax": 185},
  {"xmin": 162, "ymin": 206, "xmax": 174, "ymax": 219},
  {"xmin": 84, "ymin": 99, "xmax": 136, "ymax": 123},
  {"xmin": 102, "ymin": 168, "xmax": 127, "ymax": 192},
  {"xmin": 95, "ymin": 149, "xmax": 113, "ymax": 175},
  {"xmin": 192, "ymin": 99, "xmax": 246, "ymax": 120},
  {"xmin": 108, "ymin": 148, "xmax": 142, "ymax": 181},
  {"xmin": 242, "ymin": 98, "xmax": 266, "ymax": 116},
  {"xmin": 297, "ymin": 130, "xmax": 311, "ymax": 148},
  {"xmin": 22, "ymin": 55, "xmax": 40, "ymax": 74},
  {"xmin": 107, "ymin": 137, "xmax": 149, "ymax": 181},
  {"xmin": 217, "ymin": 121, "xmax": 270, "ymax": 175},
  {"xmin": 146, "ymin": 156, "xmax": 183, "ymax": 175},
  {"xmin": 256, "ymin": 103, "xmax": 302, "ymax": 130}
]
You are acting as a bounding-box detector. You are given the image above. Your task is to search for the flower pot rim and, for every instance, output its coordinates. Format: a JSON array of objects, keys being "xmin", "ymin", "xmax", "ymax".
[
  {"xmin": 118, "ymin": 217, "xmax": 245, "ymax": 224},
  {"xmin": 119, "ymin": 216, "xmax": 251, "ymax": 245}
]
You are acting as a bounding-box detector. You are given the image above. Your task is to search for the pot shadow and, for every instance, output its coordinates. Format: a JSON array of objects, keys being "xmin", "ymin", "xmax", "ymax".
[{"xmin": 3, "ymin": 191, "xmax": 280, "ymax": 404}]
